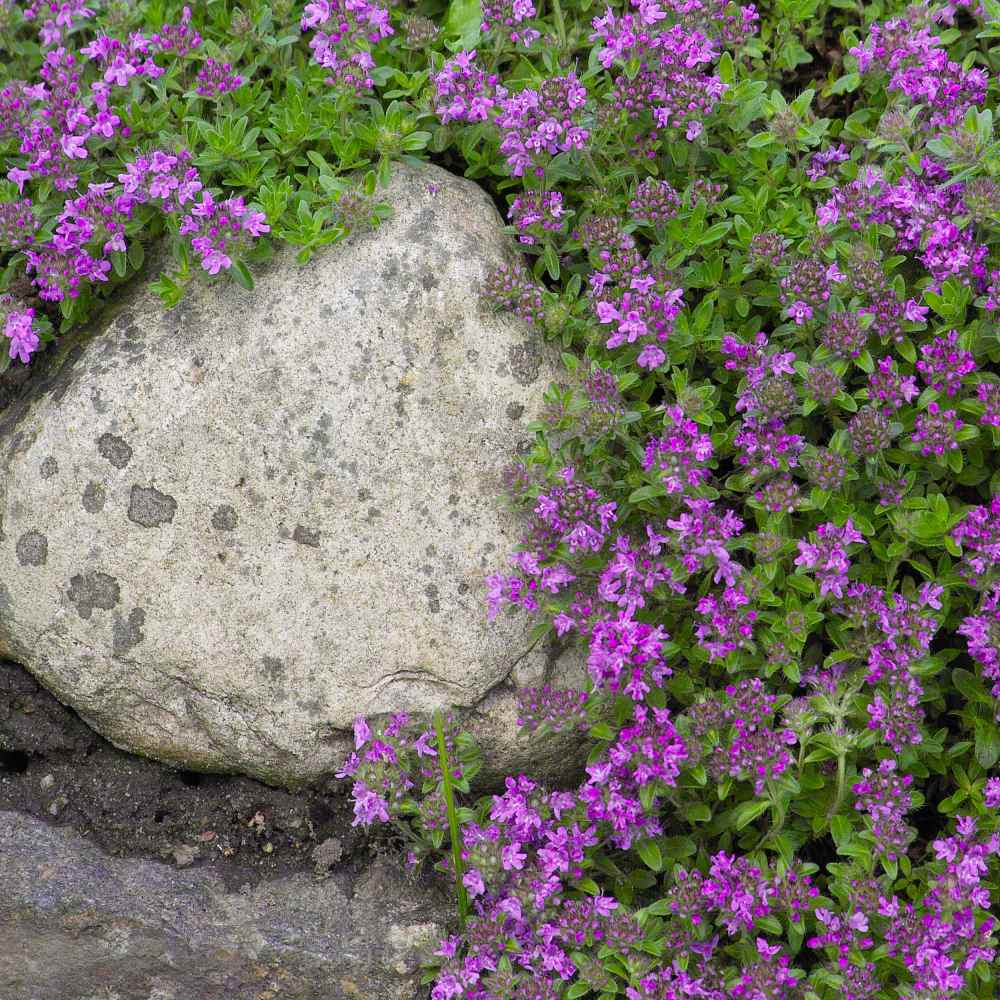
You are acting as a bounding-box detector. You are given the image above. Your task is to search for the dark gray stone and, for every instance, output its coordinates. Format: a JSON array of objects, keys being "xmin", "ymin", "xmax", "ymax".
[{"xmin": 0, "ymin": 810, "xmax": 449, "ymax": 1000}]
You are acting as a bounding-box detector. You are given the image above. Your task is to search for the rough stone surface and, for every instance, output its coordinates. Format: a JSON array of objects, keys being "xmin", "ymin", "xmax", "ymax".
[
  {"xmin": 0, "ymin": 162, "xmax": 585, "ymax": 786},
  {"xmin": 0, "ymin": 810, "xmax": 449, "ymax": 1000}
]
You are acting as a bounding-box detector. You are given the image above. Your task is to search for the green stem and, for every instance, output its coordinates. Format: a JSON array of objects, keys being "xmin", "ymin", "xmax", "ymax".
[
  {"xmin": 550, "ymin": 0, "xmax": 567, "ymax": 49},
  {"xmin": 582, "ymin": 149, "xmax": 604, "ymax": 187},
  {"xmin": 755, "ymin": 779, "xmax": 788, "ymax": 851},
  {"xmin": 768, "ymin": 778, "xmax": 787, "ymax": 833},
  {"xmin": 827, "ymin": 751, "xmax": 846, "ymax": 825},
  {"xmin": 488, "ymin": 31, "xmax": 505, "ymax": 75},
  {"xmin": 435, "ymin": 709, "xmax": 469, "ymax": 929},
  {"xmin": 796, "ymin": 731, "xmax": 811, "ymax": 773}
]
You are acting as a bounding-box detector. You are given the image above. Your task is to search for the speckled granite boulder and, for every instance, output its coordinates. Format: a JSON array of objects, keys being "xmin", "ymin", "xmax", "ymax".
[
  {"xmin": 0, "ymin": 810, "xmax": 449, "ymax": 1000},
  {"xmin": 0, "ymin": 161, "xmax": 585, "ymax": 787}
]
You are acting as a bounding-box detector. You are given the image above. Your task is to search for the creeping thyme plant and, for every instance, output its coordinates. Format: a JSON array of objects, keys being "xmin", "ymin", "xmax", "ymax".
[{"xmin": 4, "ymin": 0, "xmax": 1000, "ymax": 996}]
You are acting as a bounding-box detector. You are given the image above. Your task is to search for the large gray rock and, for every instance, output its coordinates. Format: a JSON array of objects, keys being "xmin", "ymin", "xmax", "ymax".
[
  {"xmin": 0, "ymin": 810, "xmax": 449, "ymax": 1000},
  {"xmin": 0, "ymin": 162, "xmax": 584, "ymax": 787}
]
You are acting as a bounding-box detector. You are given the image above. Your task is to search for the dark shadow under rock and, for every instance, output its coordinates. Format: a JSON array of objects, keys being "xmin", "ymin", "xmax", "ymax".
[{"xmin": 0, "ymin": 659, "xmax": 370, "ymax": 884}]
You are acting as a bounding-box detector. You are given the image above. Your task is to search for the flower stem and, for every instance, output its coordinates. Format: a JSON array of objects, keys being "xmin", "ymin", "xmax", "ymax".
[
  {"xmin": 551, "ymin": 0, "xmax": 567, "ymax": 49},
  {"xmin": 435, "ymin": 709, "xmax": 469, "ymax": 929},
  {"xmin": 827, "ymin": 751, "xmax": 847, "ymax": 825}
]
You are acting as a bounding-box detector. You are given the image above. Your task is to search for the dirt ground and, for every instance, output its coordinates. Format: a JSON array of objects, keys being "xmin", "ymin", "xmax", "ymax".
[{"xmin": 0, "ymin": 658, "xmax": 380, "ymax": 889}]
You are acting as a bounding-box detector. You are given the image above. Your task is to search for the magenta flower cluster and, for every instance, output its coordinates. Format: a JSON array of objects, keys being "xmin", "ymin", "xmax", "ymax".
[
  {"xmin": 852, "ymin": 759, "xmax": 914, "ymax": 861},
  {"xmin": 0, "ymin": 294, "xmax": 41, "ymax": 363},
  {"xmin": 507, "ymin": 190, "xmax": 564, "ymax": 245},
  {"xmin": 794, "ymin": 518, "xmax": 865, "ymax": 599},
  {"xmin": 589, "ymin": 240, "xmax": 685, "ymax": 369},
  {"xmin": 300, "ymin": 0, "xmax": 393, "ymax": 93},
  {"xmin": 641, "ymin": 405, "xmax": 714, "ymax": 494},
  {"xmin": 481, "ymin": 0, "xmax": 539, "ymax": 47}
]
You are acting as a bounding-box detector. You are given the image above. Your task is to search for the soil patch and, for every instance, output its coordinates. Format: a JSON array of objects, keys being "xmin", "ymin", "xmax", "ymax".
[{"xmin": 0, "ymin": 659, "xmax": 377, "ymax": 890}]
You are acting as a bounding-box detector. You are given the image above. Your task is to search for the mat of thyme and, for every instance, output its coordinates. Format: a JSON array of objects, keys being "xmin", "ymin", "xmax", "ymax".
[{"xmin": 3, "ymin": 0, "xmax": 1000, "ymax": 997}]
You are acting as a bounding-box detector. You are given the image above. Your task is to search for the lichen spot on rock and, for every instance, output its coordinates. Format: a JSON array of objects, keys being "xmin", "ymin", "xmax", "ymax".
[
  {"xmin": 82, "ymin": 481, "xmax": 107, "ymax": 514},
  {"xmin": 292, "ymin": 525, "xmax": 320, "ymax": 548},
  {"xmin": 97, "ymin": 433, "xmax": 133, "ymax": 469},
  {"xmin": 113, "ymin": 608, "xmax": 146, "ymax": 656},
  {"xmin": 15, "ymin": 530, "xmax": 48, "ymax": 567},
  {"xmin": 128, "ymin": 485, "xmax": 177, "ymax": 528},
  {"xmin": 67, "ymin": 571, "xmax": 121, "ymax": 620},
  {"xmin": 211, "ymin": 504, "xmax": 238, "ymax": 531}
]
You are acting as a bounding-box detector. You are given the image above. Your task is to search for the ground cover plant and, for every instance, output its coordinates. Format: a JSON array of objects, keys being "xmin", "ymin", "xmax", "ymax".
[{"xmin": 3, "ymin": 0, "xmax": 1000, "ymax": 997}]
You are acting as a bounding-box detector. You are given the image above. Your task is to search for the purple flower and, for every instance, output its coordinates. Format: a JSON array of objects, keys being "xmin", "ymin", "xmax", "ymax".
[
  {"xmin": 481, "ymin": 0, "xmax": 539, "ymax": 46},
  {"xmin": 985, "ymin": 778, "xmax": 1000, "ymax": 808},
  {"xmin": 483, "ymin": 261, "xmax": 545, "ymax": 327},
  {"xmin": 501, "ymin": 842, "xmax": 527, "ymax": 870},
  {"xmin": 301, "ymin": 0, "xmax": 393, "ymax": 94},
  {"xmin": 787, "ymin": 300, "xmax": 813, "ymax": 325},
  {"xmin": 516, "ymin": 686, "xmax": 588, "ymax": 735},
  {"xmin": 794, "ymin": 519, "xmax": 865, "ymax": 598},
  {"xmin": 853, "ymin": 759, "xmax": 914, "ymax": 861},
  {"xmin": 587, "ymin": 614, "xmax": 671, "ymax": 696},
  {"xmin": 629, "ymin": 178, "xmax": 680, "ymax": 227},
  {"xmin": 431, "ymin": 51, "xmax": 502, "ymax": 124},
  {"xmin": 958, "ymin": 586, "xmax": 1000, "ymax": 706},
  {"xmin": 1, "ymin": 297, "xmax": 40, "ymax": 363},
  {"xmin": 868, "ymin": 356, "xmax": 918, "ymax": 412},
  {"xmin": 916, "ymin": 329, "xmax": 976, "ymax": 396},
  {"xmin": 694, "ymin": 586, "xmax": 758, "ymax": 661},
  {"xmin": 642, "ymin": 406, "xmax": 714, "ymax": 494},
  {"xmin": 351, "ymin": 781, "xmax": 390, "ymax": 826},
  {"xmin": 912, "ymin": 401, "xmax": 963, "ymax": 457},
  {"xmin": 507, "ymin": 190, "xmax": 564, "ymax": 245},
  {"xmin": 495, "ymin": 75, "xmax": 589, "ymax": 177},
  {"xmin": 354, "ymin": 716, "xmax": 371, "ymax": 749},
  {"xmin": 196, "ymin": 57, "xmax": 243, "ymax": 97},
  {"xmin": 462, "ymin": 868, "xmax": 486, "ymax": 897}
]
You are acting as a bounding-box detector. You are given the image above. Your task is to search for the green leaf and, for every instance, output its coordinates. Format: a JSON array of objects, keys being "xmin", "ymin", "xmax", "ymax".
[
  {"xmin": 637, "ymin": 839, "xmax": 663, "ymax": 871},
  {"xmin": 974, "ymin": 719, "xmax": 1000, "ymax": 769},
  {"xmin": 230, "ymin": 260, "xmax": 255, "ymax": 291},
  {"xmin": 953, "ymin": 668, "xmax": 991, "ymax": 705},
  {"xmin": 435, "ymin": 709, "xmax": 470, "ymax": 929},
  {"xmin": 542, "ymin": 244, "xmax": 560, "ymax": 281},
  {"xmin": 445, "ymin": 0, "xmax": 482, "ymax": 47},
  {"xmin": 830, "ymin": 814, "xmax": 852, "ymax": 846},
  {"xmin": 687, "ymin": 802, "xmax": 712, "ymax": 823},
  {"xmin": 629, "ymin": 484, "xmax": 668, "ymax": 503},
  {"xmin": 719, "ymin": 51, "xmax": 734, "ymax": 85},
  {"xmin": 826, "ymin": 72, "xmax": 861, "ymax": 95},
  {"xmin": 734, "ymin": 799, "xmax": 770, "ymax": 830}
]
